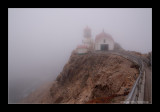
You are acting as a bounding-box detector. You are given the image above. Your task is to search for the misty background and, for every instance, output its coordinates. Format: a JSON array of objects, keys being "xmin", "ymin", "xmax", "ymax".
[{"xmin": 8, "ymin": 8, "xmax": 152, "ymax": 103}]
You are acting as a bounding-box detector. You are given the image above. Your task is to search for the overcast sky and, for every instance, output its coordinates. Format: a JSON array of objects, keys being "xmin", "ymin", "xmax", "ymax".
[{"xmin": 8, "ymin": 8, "xmax": 152, "ymax": 103}]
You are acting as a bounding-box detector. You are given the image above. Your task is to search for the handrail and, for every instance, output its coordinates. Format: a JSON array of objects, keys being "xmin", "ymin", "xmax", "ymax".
[
  {"xmin": 107, "ymin": 51, "xmax": 145, "ymax": 104},
  {"xmin": 124, "ymin": 60, "xmax": 144, "ymax": 104},
  {"xmin": 93, "ymin": 50, "xmax": 145, "ymax": 103}
]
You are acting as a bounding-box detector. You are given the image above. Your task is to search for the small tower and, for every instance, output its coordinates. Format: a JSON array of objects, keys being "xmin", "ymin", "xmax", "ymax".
[
  {"xmin": 82, "ymin": 26, "xmax": 94, "ymax": 50},
  {"xmin": 84, "ymin": 26, "xmax": 91, "ymax": 38}
]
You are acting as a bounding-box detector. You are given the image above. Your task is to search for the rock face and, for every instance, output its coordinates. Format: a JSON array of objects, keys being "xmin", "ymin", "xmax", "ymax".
[
  {"xmin": 21, "ymin": 51, "xmax": 140, "ymax": 104},
  {"xmin": 38, "ymin": 52, "xmax": 139, "ymax": 104}
]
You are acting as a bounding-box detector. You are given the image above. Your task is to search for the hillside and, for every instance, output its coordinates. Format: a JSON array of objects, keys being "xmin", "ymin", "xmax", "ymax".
[{"xmin": 21, "ymin": 51, "xmax": 141, "ymax": 104}]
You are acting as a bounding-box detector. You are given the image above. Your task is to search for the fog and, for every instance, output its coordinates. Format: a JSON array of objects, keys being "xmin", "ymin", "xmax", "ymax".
[{"xmin": 8, "ymin": 8, "xmax": 152, "ymax": 103}]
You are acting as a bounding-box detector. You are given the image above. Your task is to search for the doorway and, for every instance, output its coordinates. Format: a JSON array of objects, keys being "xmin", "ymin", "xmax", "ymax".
[{"xmin": 101, "ymin": 44, "xmax": 109, "ymax": 51}]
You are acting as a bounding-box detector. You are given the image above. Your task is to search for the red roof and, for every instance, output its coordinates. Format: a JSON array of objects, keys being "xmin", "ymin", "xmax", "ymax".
[
  {"xmin": 77, "ymin": 45, "xmax": 88, "ymax": 49},
  {"xmin": 95, "ymin": 31, "xmax": 114, "ymax": 42}
]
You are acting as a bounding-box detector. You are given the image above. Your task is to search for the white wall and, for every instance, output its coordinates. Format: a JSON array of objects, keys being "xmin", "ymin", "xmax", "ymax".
[
  {"xmin": 82, "ymin": 38, "xmax": 93, "ymax": 48},
  {"xmin": 95, "ymin": 37, "xmax": 114, "ymax": 50}
]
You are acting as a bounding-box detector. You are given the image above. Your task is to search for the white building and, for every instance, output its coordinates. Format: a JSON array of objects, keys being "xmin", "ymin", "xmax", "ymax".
[
  {"xmin": 76, "ymin": 45, "xmax": 88, "ymax": 54},
  {"xmin": 76, "ymin": 27, "xmax": 115, "ymax": 54},
  {"xmin": 95, "ymin": 30, "xmax": 114, "ymax": 51}
]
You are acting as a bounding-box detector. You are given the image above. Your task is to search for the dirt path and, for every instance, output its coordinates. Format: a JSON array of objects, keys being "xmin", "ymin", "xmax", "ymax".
[{"xmin": 144, "ymin": 65, "xmax": 152, "ymax": 103}]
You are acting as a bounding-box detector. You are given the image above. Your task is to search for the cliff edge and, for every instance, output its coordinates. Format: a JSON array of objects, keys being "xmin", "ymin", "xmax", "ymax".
[{"xmin": 26, "ymin": 51, "xmax": 139, "ymax": 104}]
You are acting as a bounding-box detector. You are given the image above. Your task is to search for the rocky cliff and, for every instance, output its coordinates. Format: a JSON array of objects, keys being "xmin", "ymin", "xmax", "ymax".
[
  {"xmin": 22, "ymin": 50, "xmax": 141, "ymax": 104},
  {"xmin": 27, "ymin": 51, "xmax": 138, "ymax": 104}
]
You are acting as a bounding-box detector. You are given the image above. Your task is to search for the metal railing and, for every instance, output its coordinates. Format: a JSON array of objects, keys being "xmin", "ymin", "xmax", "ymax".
[
  {"xmin": 104, "ymin": 50, "xmax": 146, "ymax": 104},
  {"xmin": 93, "ymin": 50, "xmax": 146, "ymax": 104},
  {"xmin": 124, "ymin": 60, "xmax": 145, "ymax": 104}
]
